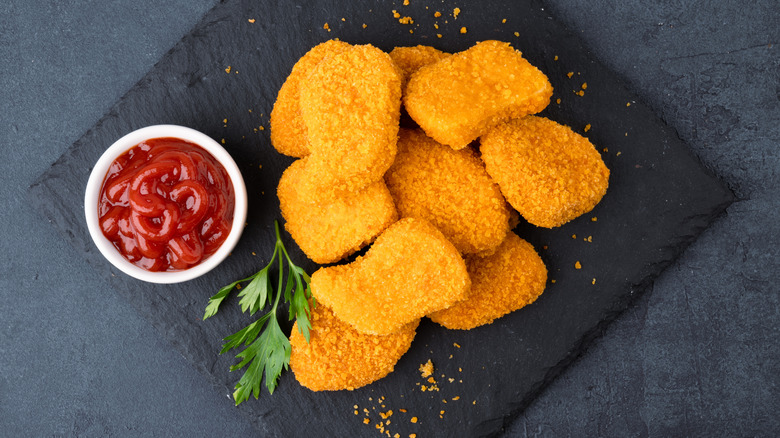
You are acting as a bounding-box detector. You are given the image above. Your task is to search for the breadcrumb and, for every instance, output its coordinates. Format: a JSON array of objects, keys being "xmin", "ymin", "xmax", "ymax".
[
  {"xmin": 419, "ymin": 359, "xmax": 434, "ymax": 378},
  {"xmin": 480, "ymin": 116, "xmax": 610, "ymax": 228},
  {"xmin": 404, "ymin": 41, "xmax": 552, "ymax": 150},
  {"xmin": 270, "ymin": 40, "xmax": 349, "ymax": 157},
  {"xmin": 460, "ymin": 26, "xmax": 467, "ymax": 34},
  {"xmin": 575, "ymin": 261, "xmax": 582, "ymax": 269},
  {"xmin": 298, "ymin": 44, "xmax": 402, "ymax": 201},
  {"xmin": 385, "ymin": 129, "xmax": 510, "ymax": 254},
  {"xmin": 311, "ymin": 218, "xmax": 470, "ymax": 335},
  {"xmin": 430, "ymin": 233, "xmax": 547, "ymax": 329},
  {"xmin": 290, "ymin": 304, "xmax": 418, "ymax": 391},
  {"xmin": 278, "ymin": 157, "xmax": 398, "ymax": 264}
]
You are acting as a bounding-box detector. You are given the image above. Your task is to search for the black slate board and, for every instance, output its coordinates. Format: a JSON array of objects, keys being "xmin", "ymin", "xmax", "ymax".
[{"xmin": 28, "ymin": 0, "xmax": 734, "ymax": 436}]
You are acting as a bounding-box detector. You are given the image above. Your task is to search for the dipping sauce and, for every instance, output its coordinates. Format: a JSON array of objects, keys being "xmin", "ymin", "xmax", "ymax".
[{"xmin": 97, "ymin": 137, "xmax": 235, "ymax": 271}]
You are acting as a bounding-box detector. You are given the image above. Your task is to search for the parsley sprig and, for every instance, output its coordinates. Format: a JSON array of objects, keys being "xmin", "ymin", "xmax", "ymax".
[{"xmin": 203, "ymin": 220, "xmax": 314, "ymax": 405}]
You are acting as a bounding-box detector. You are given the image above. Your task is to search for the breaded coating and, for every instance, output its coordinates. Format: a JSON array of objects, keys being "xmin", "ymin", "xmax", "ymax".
[
  {"xmin": 404, "ymin": 40, "xmax": 553, "ymax": 150},
  {"xmin": 385, "ymin": 128, "xmax": 509, "ymax": 254},
  {"xmin": 429, "ymin": 232, "xmax": 547, "ymax": 329},
  {"xmin": 290, "ymin": 304, "xmax": 419, "ymax": 391},
  {"xmin": 311, "ymin": 218, "xmax": 470, "ymax": 335},
  {"xmin": 278, "ymin": 157, "xmax": 398, "ymax": 264},
  {"xmin": 389, "ymin": 45, "xmax": 450, "ymax": 85},
  {"xmin": 480, "ymin": 116, "xmax": 610, "ymax": 228},
  {"xmin": 270, "ymin": 40, "xmax": 350, "ymax": 158},
  {"xmin": 297, "ymin": 44, "xmax": 403, "ymax": 201}
]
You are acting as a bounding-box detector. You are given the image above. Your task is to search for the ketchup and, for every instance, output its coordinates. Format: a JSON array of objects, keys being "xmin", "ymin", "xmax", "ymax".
[{"xmin": 98, "ymin": 137, "xmax": 235, "ymax": 271}]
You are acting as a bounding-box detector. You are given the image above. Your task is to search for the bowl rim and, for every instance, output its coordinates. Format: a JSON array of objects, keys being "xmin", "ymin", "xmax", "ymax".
[{"xmin": 84, "ymin": 124, "xmax": 248, "ymax": 284}]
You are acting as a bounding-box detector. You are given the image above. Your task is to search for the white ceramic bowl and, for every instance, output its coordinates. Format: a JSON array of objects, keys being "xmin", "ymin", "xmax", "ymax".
[{"xmin": 85, "ymin": 125, "xmax": 248, "ymax": 284}]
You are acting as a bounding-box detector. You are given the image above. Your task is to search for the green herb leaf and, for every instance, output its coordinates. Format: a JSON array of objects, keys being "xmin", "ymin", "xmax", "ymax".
[
  {"xmin": 289, "ymin": 276, "xmax": 313, "ymax": 342},
  {"xmin": 220, "ymin": 312, "xmax": 271, "ymax": 354},
  {"xmin": 204, "ymin": 220, "xmax": 315, "ymax": 405},
  {"xmin": 203, "ymin": 281, "xmax": 239, "ymax": 320},
  {"xmin": 230, "ymin": 315, "xmax": 291, "ymax": 404},
  {"xmin": 237, "ymin": 267, "xmax": 270, "ymax": 315}
]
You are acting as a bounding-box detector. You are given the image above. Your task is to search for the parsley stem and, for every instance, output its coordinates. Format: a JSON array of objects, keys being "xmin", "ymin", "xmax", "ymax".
[{"xmin": 273, "ymin": 237, "xmax": 284, "ymax": 311}]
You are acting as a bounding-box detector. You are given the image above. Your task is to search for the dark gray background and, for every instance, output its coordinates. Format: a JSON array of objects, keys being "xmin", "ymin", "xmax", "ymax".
[{"xmin": 1, "ymin": 0, "xmax": 777, "ymax": 436}]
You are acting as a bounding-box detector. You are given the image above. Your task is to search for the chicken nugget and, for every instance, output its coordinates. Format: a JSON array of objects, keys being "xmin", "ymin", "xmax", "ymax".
[
  {"xmin": 270, "ymin": 40, "xmax": 350, "ymax": 158},
  {"xmin": 389, "ymin": 45, "xmax": 450, "ymax": 85},
  {"xmin": 290, "ymin": 304, "xmax": 418, "ymax": 391},
  {"xmin": 390, "ymin": 46, "xmax": 449, "ymax": 129},
  {"xmin": 278, "ymin": 157, "xmax": 398, "ymax": 264},
  {"xmin": 385, "ymin": 128, "xmax": 509, "ymax": 254},
  {"xmin": 404, "ymin": 40, "xmax": 553, "ymax": 150},
  {"xmin": 311, "ymin": 217, "xmax": 470, "ymax": 335},
  {"xmin": 429, "ymin": 232, "xmax": 547, "ymax": 330},
  {"xmin": 480, "ymin": 116, "xmax": 610, "ymax": 228},
  {"xmin": 297, "ymin": 44, "xmax": 402, "ymax": 201}
]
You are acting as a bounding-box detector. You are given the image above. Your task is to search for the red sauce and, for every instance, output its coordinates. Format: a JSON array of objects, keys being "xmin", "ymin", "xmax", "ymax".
[{"xmin": 98, "ymin": 137, "xmax": 235, "ymax": 271}]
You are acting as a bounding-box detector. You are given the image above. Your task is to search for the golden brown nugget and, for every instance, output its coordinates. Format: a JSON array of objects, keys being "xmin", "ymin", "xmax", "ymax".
[
  {"xmin": 297, "ymin": 44, "xmax": 403, "ymax": 201},
  {"xmin": 429, "ymin": 232, "xmax": 547, "ymax": 330},
  {"xmin": 385, "ymin": 128, "xmax": 509, "ymax": 254},
  {"xmin": 311, "ymin": 218, "xmax": 470, "ymax": 335},
  {"xmin": 278, "ymin": 158, "xmax": 398, "ymax": 264},
  {"xmin": 404, "ymin": 40, "xmax": 553, "ymax": 150},
  {"xmin": 480, "ymin": 116, "xmax": 610, "ymax": 228},
  {"xmin": 270, "ymin": 40, "xmax": 350, "ymax": 158},
  {"xmin": 290, "ymin": 304, "xmax": 418, "ymax": 391},
  {"xmin": 389, "ymin": 45, "xmax": 450, "ymax": 85}
]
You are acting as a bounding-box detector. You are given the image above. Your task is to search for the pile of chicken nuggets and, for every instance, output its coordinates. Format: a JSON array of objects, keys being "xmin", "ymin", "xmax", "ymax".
[{"xmin": 270, "ymin": 39, "xmax": 610, "ymax": 392}]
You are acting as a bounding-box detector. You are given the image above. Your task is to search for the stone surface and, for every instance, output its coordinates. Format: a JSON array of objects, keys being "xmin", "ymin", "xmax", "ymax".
[{"xmin": 2, "ymin": 0, "xmax": 777, "ymax": 437}]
